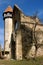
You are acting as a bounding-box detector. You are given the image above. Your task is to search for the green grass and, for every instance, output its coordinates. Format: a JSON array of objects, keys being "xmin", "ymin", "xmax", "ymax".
[{"xmin": 0, "ymin": 57, "xmax": 43, "ymax": 65}]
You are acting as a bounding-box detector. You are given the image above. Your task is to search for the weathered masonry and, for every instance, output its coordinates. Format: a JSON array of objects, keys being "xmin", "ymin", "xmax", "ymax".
[{"xmin": 3, "ymin": 4, "xmax": 43, "ymax": 60}]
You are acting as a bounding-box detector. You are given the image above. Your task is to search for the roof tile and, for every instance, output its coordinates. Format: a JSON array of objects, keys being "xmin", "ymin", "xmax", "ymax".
[{"xmin": 4, "ymin": 6, "xmax": 13, "ymax": 12}]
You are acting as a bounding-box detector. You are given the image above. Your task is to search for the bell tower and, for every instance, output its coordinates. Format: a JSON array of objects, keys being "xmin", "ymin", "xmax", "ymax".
[{"xmin": 3, "ymin": 6, "xmax": 13, "ymax": 59}]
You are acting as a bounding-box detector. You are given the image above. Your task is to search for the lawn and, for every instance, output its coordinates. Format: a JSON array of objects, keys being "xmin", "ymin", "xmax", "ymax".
[{"xmin": 0, "ymin": 57, "xmax": 43, "ymax": 65}]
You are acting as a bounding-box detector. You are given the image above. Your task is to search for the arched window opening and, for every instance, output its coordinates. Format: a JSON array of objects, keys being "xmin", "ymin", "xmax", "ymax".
[{"xmin": 14, "ymin": 20, "xmax": 19, "ymax": 31}]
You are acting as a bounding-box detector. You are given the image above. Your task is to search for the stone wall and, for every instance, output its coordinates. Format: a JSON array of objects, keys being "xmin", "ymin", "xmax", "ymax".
[
  {"xmin": 13, "ymin": 5, "xmax": 43, "ymax": 60},
  {"xmin": 35, "ymin": 25, "xmax": 43, "ymax": 57},
  {"xmin": 20, "ymin": 12, "xmax": 43, "ymax": 58},
  {"xmin": 13, "ymin": 6, "xmax": 22, "ymax": 60}
]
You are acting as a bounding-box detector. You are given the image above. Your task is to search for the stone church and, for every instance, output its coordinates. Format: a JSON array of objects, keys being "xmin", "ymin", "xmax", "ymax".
[{"xmin": 3, "ymin": 4, "xmax": 43, "ymax": 60}]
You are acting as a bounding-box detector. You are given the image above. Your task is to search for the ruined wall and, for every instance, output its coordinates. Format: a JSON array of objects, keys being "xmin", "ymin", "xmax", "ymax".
[
  {"xmin": 20, "ymin": 12, "xmax": 43, "ymax": 59},
  {"xmin": 13, "ymin": 5, "xmax": 43, "ymax": 60},
  {"xmin": 35, "ymin": 25, "xmax": 43, "ymax": 57},
  {"xmin": 13, "ymin": 6, "xmax": 22, "ymax": 60},
  {"xmin": 20, "ymin": 24, "xmax": 33, "ymax": 58}
]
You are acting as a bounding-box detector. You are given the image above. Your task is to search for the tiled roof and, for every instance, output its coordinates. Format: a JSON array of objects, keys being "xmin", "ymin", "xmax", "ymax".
[{"xmin": 4, "ymin": 6, "xmax": 13, "ymax": 12}]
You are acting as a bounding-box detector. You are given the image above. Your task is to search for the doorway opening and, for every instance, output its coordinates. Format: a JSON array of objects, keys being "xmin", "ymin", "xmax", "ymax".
[{"xmin": 11, "ymin": 34, "xmax": 16, "ymax": 59}]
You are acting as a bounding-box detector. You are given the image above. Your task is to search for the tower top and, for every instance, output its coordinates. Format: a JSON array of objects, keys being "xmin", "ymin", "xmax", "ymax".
[
  {"xmin": 4, "ymin": 6, "xmax": 13, "ymax": 12},
  {"xmin": 3, "ymin": 6, "xmax": 13, "ymax": 20}
]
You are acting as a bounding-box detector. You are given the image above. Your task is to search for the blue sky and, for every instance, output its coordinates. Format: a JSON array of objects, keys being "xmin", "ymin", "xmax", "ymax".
[{"xmin": 0, "ymin": 0, "xmax": 43, "ymax": 48}]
